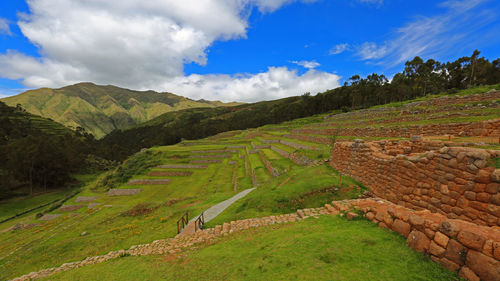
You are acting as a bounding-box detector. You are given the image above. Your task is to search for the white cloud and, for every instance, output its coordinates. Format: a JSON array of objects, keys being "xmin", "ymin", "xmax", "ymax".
[
  {"xmin": 355, "ymin": 0, "xmax": 500, "ymax": 66},
  {"xmin": 0, "ymin": 0, "xmax": 323, "ymax": 102},
  {"xmin": 329, "ymin": 43, "xmax": 350, "ymax": 55},
  {"xmin": 159, "ymin": 67, "xmax": 340, "ymax": 102},
  {"xmin": 356, "ymin": 42, "xmax": 387, "ymax": 60},
  {"xmin": 289, "ymin": 60, "xmax": 320, "ymax": 69},
  {"xmin": 0, "ymin": 18, "xmax": 11, "ymax": 35}
]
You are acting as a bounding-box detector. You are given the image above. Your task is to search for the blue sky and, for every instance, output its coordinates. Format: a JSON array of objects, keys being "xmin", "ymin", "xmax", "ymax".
[{"xmin": 0, "ymin": 0, "xmax": 499, "ymax": 102}]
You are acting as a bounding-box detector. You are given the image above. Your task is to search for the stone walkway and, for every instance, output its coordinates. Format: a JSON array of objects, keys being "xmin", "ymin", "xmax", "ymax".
[{"xmin": 181, "ymin": 188, "xmax": 256, "ymax": 235}]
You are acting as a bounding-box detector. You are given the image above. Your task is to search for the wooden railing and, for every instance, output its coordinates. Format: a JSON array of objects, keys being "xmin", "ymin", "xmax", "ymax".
[
  {"xmin": 176, "ymin": 212, "xmax": 189, "ymax": 234},
  {"xmin": 194, "ymin": 212, "xmax": 205, "ymax": 232}
]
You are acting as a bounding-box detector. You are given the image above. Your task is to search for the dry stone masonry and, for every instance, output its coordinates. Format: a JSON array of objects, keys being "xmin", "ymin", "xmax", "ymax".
[
  {"xmin": 127, "ymin": 179, "xmax": 172, "ymax": 185},
  {"xmin": 293, "ymin": 118, "xmax": 500, "ymax": 139},
  {"xmin": 148, "ymin": 171, "xmax": 193, "ymax": 177},
  {"xmin": 157, "ymin": 165, "xmax": 208, "ymax": 169},
  {"xmin": 11, "ymin": 198, "xmax": 500, "ymax": 281},
  {"xmin": 330, "ymin": 139, "xmax": 500, "ymax": 227},
  {"xmin": 330, "ymin": 198, "xmax": 500, "ymax": 281},
  {"xmin": 107, "ymin": 189, "xmax": 142, "ymax": 196}
]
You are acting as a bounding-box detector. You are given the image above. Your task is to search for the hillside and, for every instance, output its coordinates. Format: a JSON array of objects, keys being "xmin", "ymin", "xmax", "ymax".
[
  {"xmin": 2, "ymin": 87, "xmax": 499, "ymax": 280},
  {"xmin": 95, "ymin": 52, "xmax": 500, "ymax": 160},
  {"xmin": 0, "ymin": 101, "xmax": 95, "ymax": 198},
  {"xmin": 1, "ymin": 83, "xmax": 241, "ymax": 138}
]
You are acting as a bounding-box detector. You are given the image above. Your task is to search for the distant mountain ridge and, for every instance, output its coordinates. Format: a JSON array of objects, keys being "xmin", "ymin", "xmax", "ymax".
[{"xmin": 0, "ymin": 83, "xmax": 241, "ymax": 138}]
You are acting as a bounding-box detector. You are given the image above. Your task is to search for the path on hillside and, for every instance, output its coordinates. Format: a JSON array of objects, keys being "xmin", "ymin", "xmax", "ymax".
[{"xmin": 181, "ymin": 188, "xmax": 256, "ymax": 235}]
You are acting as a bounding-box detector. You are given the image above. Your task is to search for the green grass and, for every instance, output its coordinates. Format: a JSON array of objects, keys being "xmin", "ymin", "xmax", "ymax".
[
  {"xmin": 488, "ymin": 157, "xmax": 500, "ymax": 168},
  {"xmin": 206, "ymin": 165, "xmax": 364, "ymax": 227},
  {"xmin": 0, "ymin": 147, "xmax": 240, "ymax": 280},
  {"xmin": 43, "ymin": 216, "xmax": 460, "ymax": 281},
  {"xmin": 0, "ymin": 189, "xmax": 75, "ymax": 222},
  {"xmin": 371, "ymin": 84, "xmax": 500, "ymax": 109}
]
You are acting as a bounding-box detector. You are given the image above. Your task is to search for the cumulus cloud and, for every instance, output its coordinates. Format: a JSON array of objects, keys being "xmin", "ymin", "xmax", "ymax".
[
  {"xmin": 0, "ymin": 18, "xmax": 11, "ymax": 35},
  {"xmin": 289, "ymin": 60, "xmax": 320, "ymax": 69},
  {"xmin": 159, "ymin": 67, "xmax": 340, "ymax": 102},
  {"xmin": 0, "ymin": 0, "xmax": 328, "ymax": 102},
  {"xmin": 329, "ymin": 43, "xmax": 350, "ymax": 55},
  {"xmin": 356, "ymin": 0, "xmax": 500, "ymax": 66}
]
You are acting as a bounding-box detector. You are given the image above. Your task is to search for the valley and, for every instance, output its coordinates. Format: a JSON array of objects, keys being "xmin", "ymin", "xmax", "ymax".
[{"xmin": 1, "ymin": 86, "xmax": 499, "ymax": 280}]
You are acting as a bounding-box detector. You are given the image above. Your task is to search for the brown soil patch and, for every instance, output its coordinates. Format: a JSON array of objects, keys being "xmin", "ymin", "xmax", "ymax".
[{"xmin": 121, "ymin": 203, "xmax": 159, "ymax": 217}]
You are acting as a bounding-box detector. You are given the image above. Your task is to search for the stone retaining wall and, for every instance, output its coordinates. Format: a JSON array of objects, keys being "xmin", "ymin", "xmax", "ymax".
[
  {"xmin": 190, "ymin": 160, "xmax": 222, "ymax": 164},
  {"xmin": 157, "ymin": 165, "xmax": 208, "ymax": 169},
  {"xmin": 323, "ymin": 90, "xmax": 500, "ymax": 122},
  {"xmin": 329, "ymin": 198, "xmax": 500, "ymax": 281},
  {"xmin": 15, "ymin": 198, "xmax": 499, "ymax": 281},
  {"xmin": 271, "ymin": 145, "xmax": 316, "ymax": 166},
  {"xmin": 258, "ymin": 151, "xmax": 279, "ymax": 177},
  {"xmin": 148, "ymin": 171, "xmax": 193, "ymax": 177},
  {"xmin": 128, "ymin": 179, "xmax": 172, "ymax": 185},
  {"xmin": 284, "ymin": 134, "xmax": 332, "ymax": 145},
  {"xmin": 292, "ymin": 118, "xmax": 500, "ymax": 138},
  {"xmin": 191, "ymin": 150, "xmax": 239, "ymax": 153},
  {"xmin": 107, "ymin": 189, "xmax": 142, "ymax": 196},
  {"xmin": 261, "ymin": 138, "xmax": 318, "ymax": 150},
  {"xmin": 330, "ymin": 140, "xmax": 500, "ymax": 226},
  {"xmin": 188, "ymin": 154, "xmax": 233, "ymax": 158}
]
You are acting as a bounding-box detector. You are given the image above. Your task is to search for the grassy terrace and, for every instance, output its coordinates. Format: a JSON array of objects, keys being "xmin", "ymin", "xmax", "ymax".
[
  {"xmin": 0, "ymin": 145, "xmax": 244, "ymax": 279},
  {"xmin": 308, "ymin": 108, "xmax": 500, "ymax": 129},
  {"xmin": 43, "ymin": 216, "xmax": 459, "ymax": 281},
  {"xmin": 0, "ymin": 189, "xmax": 75, "ymax": 223},
  {"xmin": 4, "ymin": 86, "xmax": 500, "ymax": 280}
]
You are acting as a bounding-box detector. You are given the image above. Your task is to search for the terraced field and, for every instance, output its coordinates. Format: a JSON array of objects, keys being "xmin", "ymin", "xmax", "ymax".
[{"xmin": 2, "ymin": 87, "xmax": 500, "ymax": 280}]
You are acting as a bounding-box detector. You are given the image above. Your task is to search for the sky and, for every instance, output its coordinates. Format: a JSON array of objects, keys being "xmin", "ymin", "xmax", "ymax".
[{"xmin": 0, "ymin": 0, "xmax": 499, "ymax": 102}]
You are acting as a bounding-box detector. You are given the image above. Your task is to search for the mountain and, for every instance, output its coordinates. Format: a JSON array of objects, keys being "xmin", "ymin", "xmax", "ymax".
[{"xmin": 0, "ymin": 83, "xmax": 241, "ymax": 138}]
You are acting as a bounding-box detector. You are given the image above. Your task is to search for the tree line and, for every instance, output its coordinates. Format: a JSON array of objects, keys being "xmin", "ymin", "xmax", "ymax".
[
  {"xmin": 97, "ymin": 50, "xmax": 500, "ymax": 160},
  {"xmin": 0, "ymin": 102, "xmax": 98, "ymax": 198},
  {"xmin": 1, "ymin": 50, "xmax": 499, "ymax": 196}
]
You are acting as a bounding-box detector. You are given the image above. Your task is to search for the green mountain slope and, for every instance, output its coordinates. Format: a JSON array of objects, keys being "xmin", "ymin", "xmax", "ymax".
[
  {"xmin": 1, "ymin": 83, "xmax": 240, "ymax": 138},
  {"xmin": 0, "ymin": 101, "xmax": 95, "ymax": 198}
]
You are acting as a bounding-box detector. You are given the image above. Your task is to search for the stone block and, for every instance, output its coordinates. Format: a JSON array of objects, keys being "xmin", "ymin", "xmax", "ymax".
[
  {"xmin": 494, "ymin": 242, "xmax": 500, "ymax": 260},
  {"xmin": 407, "ymin": 230, "xmax": 430, "ymax": 253},
  {"xmin": 466, "ymin": 250, "xmax": 500, "ymax": 281},
  {"xmin": 485, "ymin": 182, "xmax": 500, "ymax": 194},
  {"xmin": 475, "ymin": 169, "xmax": 492, "ymax": 184},
  {"xmin": 440, "ymin": 258, "xmax": 460, "ymax": 271},
  {"xmin": 457, "ymin": 230, "xmax": 485, "ymax": 251},
  {"xmin": 429, "ymin": 241, "xmax": 446, "ymax": 257},
  {"xmin": 391, "ymin": 219, "xmax": 411, "ymax": 237},
  {"xmin": 409, "ymin": 214, "xmax": 425, "ymax": 229},
  {"xmin": 444, "ymin": 239, "xmax": 467, "ymax": 265},
  {"xmin": 458, "ymin": 266, "xmax": 480, "ymax": 281}
]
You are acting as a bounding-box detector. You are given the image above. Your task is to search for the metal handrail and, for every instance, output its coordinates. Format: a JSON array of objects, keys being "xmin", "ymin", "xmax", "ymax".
[{"xmin": 176, "ymin": 212, "xmax": 189, "ymax": 234}]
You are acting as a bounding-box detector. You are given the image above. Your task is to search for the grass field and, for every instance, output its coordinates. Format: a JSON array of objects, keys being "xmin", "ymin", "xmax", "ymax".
[
  {"xmin": 0, "ymin": 189, "xmax": 75, "ymax": 222},
  {"xmin": 42, "ymin": 216, "xmax": 460, "ymax": 281},
  {"xmin": 3, "ymin": 86, "xmax": 499, "ymax": 280}
]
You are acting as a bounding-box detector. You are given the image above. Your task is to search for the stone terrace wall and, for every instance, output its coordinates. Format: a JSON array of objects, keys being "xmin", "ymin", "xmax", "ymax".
[
  {"xmin": 323, "ymin": 90, "xmax": 500, "ymax": 122},
  {"xmin": 331, "ymin": 198, "xmax": 500, "ymax": 281},
  {"xmin": 261, "ymin": 138, "xmax": 318, "ymax": 150},
  {"xmin": 293, "ymin": 118, "xmax": 500, "ymax": 138},
  {"xmin": 13, "ymin": 198, "xmax": 499, "ymax": 281},
  {"xmin": 330, "ymin": 140, "xmax": 500, "ymax": 226},
  {"xmin": 284, "ymin": 134, "xmax": 332, "ymax": 145}
]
